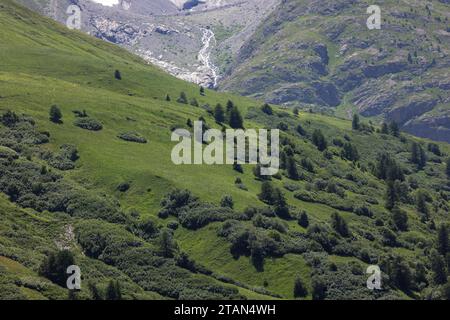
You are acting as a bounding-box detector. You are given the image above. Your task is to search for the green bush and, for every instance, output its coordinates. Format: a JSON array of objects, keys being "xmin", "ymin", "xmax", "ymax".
[
  {"xmin": 117, "ymin": 132, "xmax": 147, "ymax": 144},
  {"xmin": 74, "ymin": 118, "xmax": 103, "ymax": 131}
]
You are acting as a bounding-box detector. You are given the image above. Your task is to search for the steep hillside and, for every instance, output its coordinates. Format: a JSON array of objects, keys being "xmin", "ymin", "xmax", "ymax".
[
  {"xmin": 17, "ymin": 0, "xmax": 280, "ymax": 88},
  {"xmin": 1, "ymin": 0, "xmax": 450, "ymax": 300},
  {"xmin": 220, "ymin": 0, "xmax": 450, "ymax": 143}
]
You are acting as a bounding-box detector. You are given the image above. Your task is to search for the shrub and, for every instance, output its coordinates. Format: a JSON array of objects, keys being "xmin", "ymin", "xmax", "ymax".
[
  {"xmin": 261, "ymin": 103, "xmax": 273, "ymax": 115},
  {"xmin": 39, "ymin": 250, "xmax": 75, "ymax": 287},
  {"xmin": 117, "ymin": 182, "xmax": 130, "ymax": 192},
  {"xmin": 1, "ymin": 110, "xmax": 20, "ymax": 127},
  {"xmin": 117, "ymin": 131, "xmax": 147, "ymax": 143},
  {"xmin": 220, "ymin": 195, "xmax": 234, "ymax": 209},
  {"xmin": 74, "ymin": 118, "xmax": 103, "ymax": 131},
  {"xmin": 294, "ymin": 277, "xmax": 308, "ymax": 298},
  {"xmin": 311, "ymin": 277, "xmax": 327, "ymax": 300},
  {"xmin": 114, "ymin": 70, "xmax": 122, "ymax": 80}
]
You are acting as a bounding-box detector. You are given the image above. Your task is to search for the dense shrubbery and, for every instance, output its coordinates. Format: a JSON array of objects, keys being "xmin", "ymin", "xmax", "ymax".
[
  {"xmin": 75, "ymin": 220, "xmax": 243, "ymax": 299},
  {"xmin": 45, "ymin": 144, "xmax": 79, "ymax": 170},
  {"xmin": 74, "ymin": 118, "xmax": 103, "ymax": 131},
  {"xmin": 117, "ymin": 131, "xmax": 147, "ymax": 144}
]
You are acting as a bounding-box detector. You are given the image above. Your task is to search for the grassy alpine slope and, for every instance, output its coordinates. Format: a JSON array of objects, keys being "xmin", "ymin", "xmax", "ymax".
[{"xmin": 0, "ymin": 0, "xmax": 450, "ymax": 300}]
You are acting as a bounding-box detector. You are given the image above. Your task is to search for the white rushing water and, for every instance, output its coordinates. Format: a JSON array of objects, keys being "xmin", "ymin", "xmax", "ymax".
[{"xmin": 198, "ymin": 28, "xmax": 220, "ymax": 88}]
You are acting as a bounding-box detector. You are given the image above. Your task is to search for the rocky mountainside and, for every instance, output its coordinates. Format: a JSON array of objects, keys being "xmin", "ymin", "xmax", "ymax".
[
  {"xmin": 220, "ymin": 0, "xmax": 450, "ymax": 143},
  {"xmin": 17, "ymin": 0, "xmax": 279, "ymax": 88}
]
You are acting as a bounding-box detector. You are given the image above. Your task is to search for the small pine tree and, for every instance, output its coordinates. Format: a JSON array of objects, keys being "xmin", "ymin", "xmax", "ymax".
[
  {"xmin": 381, "ymin": 122, "xmax": 389, "ymax": 134},
  {"xmin": 89, "ymin": 283, "xmax": 103, "ymax": 300},
  {"xmin": 411, "ymin": 142, "xmax": 427, "ymax": 169},
  {"xmin": 159, "ymin": 228, "xmax": 176, "ymax": 258},
  {"xmin": 416, "ymin": 191, "xmax": 429, "ymax": 219},
  {"xmin": 190, "ymin": 98, "xmax": 199, "ymax": 107},
  {"xmin": 226, "ymin": 100, "xmax": 234, "ymax": 114},
  {"xmin": 186, "ymin": 118, "xmax": 193, "ymax": 127},
  {"xmin": 298, "ymin": 211, "xmax": 309, "ymax": 228},
  {"xmin": 228, "ymin": 106, "xmax": 244, "ymax": 129},
  {"xmin": 114, "ymin": 69, "xmax": 122, "ymax": 80},
  {"xmin": 431, "ymin": 250, "xmax": 447, "ymax": 285},
  {"xmin": 312, "ymin": 129, "xmax": 327, "ymax": 151},
  {"xmin": 165, "ymin": 94, "xmax": 171, "ymax": 101},
  {"xmin": 286, "ymin": 156, "xmax": 299, "ymax": 180},
  {"xmin": 330, "ymin": 212, "xmax": 350, "ymax": 237},
  {"xmin": 385, "ymin": 180, "xmax": 398, "ymax": 210},
  {"xmin": 214, "ymin": 104, "xmax": 225, "ymax": 123},
  {"xmin": 293, "ymin": 277, "xmax": 308, "ymax": 298},
  {"xmin": 177, "ymin": 92, "xmax": 188, "ymax": 104},
  {"xmin": 261, "ymin": 103, "xmax": 273, "ymax": 115},
  {"xmin": 39, "ymin": 250, "xmax": 75, "ymax": 287},
  {"xmin": 49, "ymin": 105, "xmax": 63, "ymax": 123},
  {"xmin": 311, "ymin": 277, "xmax": 326, "ymax": 300},
  {"xmin": 200, "ymin": 86, "xmax": 205, "ymax": 96},
  {"xmin": 392, "ymin": 206, "xmax": 408, "ymax": 231},
  {"xmin": 352, "ymin": 114, "xmax": 360, "ymax": 130},
  {"xmin": 106, "ymin": 280, "xmax": 119, "ymax": 300},
  {"xmin": 437, "ymin": 225, "xmax": 449, "ymax": 256},
  {"xmin": 389, "ymin": 121, "xmax": 400, "ymax": 137}
]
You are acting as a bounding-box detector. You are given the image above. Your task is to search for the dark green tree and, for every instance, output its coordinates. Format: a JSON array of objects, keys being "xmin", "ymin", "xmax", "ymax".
[
  {"xmin": 411, "ymin": 142, "xmax": 427, "ymax": 169},
  {"xmin": 200, "ymin": 86, "xmax": 205, "ymax": 96},
  {"xmin": 437, "ymin": 225, "xmax": 449, "ymax": 256},
  {"xmin": 389, "ymin": 121, "xmax": 400, "ymax": 137},
  {"xmin": 159, "ymin": 228, "xmax": 176, "ymax": 258},
  {"xmin": 106, "ymin": 280, "xmax": 122, "ymax": 300},
  {"xmin": 88, "ymin": 282, "xmax": 103, "ymax": 300},
  {"xmin": 312, "ymin": 129, "xmax": 327, "ymax": 151},
  {"xmin": 286, "ymin": 156, "xmax": 299, "ymax": 180},
  {"xmin": 293, "ymin": 276, "xmax": 308, "ymax": 298},
  {"xmin": 39, "ymin": 250, "xmax": 75, "ymax": 287},
  {"xmin": 381, "ymin": 122, "xmax": 389, "ymax": 134},
  {"xmin": 330, "ymin": 212, "xmax": 350, "ymax": 237},
  {"xmin": 220, "ymin": 195, "xmax": 234, "ymax": 209},
  {"xmin": 311, "ymin": 277, "xmax": 326, "ymax": 300},
  {"xmin": 261, "ymin": 103, "xmax": 273, "ymax": 115},
  {"xmin": 228, "ymin": 106, "xmax": 244, "ymax": 129},
  {"xmin": 352, "ymin": 114, "xmax": 360, "ymax": 130},
  {"xmin": 298, "ymin": 211, "xmax": 309, "ymax": 228},
  {"xmin": 114, "ymin": 69, "xmax": 122, "ymax": 80},
  {"xmin": 431, "ymin": 250, "xmax": 447, "ymax": 285},
  {"xmin": 385, "ymin": 180, "xmax": 398, "ymax": 210},
  {"xmin": 214, "ymin": 104, "xmax": 225, "ymax": 123},
  {"xmin": 49, "ymin": 105, "xmax": 63, "ymax": 123},
  {"xmin": 177, "ymin": 92, "xmax": 188, "ymax": 104},
  {"xmin": 392, "ymin": 206, "xmax": 408, "ymax": 231},
  {"xmin": 258, "ymin": 181, "xmax": 276, "ymax": 205},
  {"xmin": 165, "ymin": 94, "xmax": 171, "ymax": 101}
]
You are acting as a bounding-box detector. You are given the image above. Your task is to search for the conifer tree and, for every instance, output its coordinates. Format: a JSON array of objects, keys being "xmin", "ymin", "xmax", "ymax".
[{"xmin": 214, "ymin": 104, "xmax": 225, "ymax": 123}]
